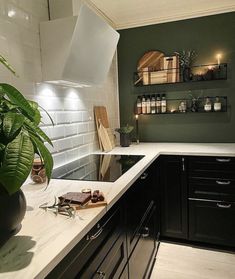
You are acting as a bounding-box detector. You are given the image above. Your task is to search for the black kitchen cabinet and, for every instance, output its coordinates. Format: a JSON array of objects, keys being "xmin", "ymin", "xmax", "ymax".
[
  {"xmin": 160, "ymin": 156, "xmax": 188, "ymax": 239},
  {"xmin": 189, "ymin": 199, "xmax": 235, "ymax": 247},
  {"xmin": 129, "ymin": 203, "xmax": 158, "ymax": 279},
  {"xmin": 188, "ymin": 156, "xmax": 235, "ymax": 248},
  {"xmin": 125, "ymin": 161, "xmax": 159, "ymax": 254},
  {"xmin": 46, "ymin": 204, "xmax": 125, "ymax": 279}
]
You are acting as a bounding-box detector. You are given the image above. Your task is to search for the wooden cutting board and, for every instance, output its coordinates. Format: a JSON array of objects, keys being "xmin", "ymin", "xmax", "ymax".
[
  {"xmin": 98, "ymin": 120, "xmax": 113, "ymax": 152},
  {"xmin": 72, "ymin": 200, "xmax": 107, "ymax": 210},
  {"xmin": 94, "ymin": 106, "xmax": 115, "ymax": 151},
  {"xmin": 94, "ymin": 106, "xmax": 110, "ymax": 128}
]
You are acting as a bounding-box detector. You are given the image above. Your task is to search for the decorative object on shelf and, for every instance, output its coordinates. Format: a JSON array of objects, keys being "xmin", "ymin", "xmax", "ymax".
[
  {"xmin": 214, "ymin": 96, "xmax": 222, "ymax": 112},
  {"xmin": 162, "ymin": 55, "xmax": 180, "ymax": 83},
  {"xmin": 161, "ymin": 94, "xmax": 167, "ymax": 113},
  {"xmin": 0, "ymin": 55, "xmax": 54, "ymax": 245},
  {"xmin": 189, "ymin": 93, "xmax": 202, "ymax": 112},
  {"xmin": 204, "ymin": 97, "xmax": 212, "ymax": 112},
  {"xmin": 151, "ymin": 95, "xmax": 156, "ymax": 114},
  {"xmin": 175, "ymin": 50, "xmax": 197, "ymax": 82},
  {"xmin": 115, "ymin": 125, "xmax": 134, "ymax": 147},
  {"xmin": 31, "ymin": 158, "xmax": 47, "ymax": 184},
  {"xmin": 179, "ymin": 100, "xmax": 187, "ymax": 113},
  {"xmin": 141, "ymin": 95, "xmax": 146, "ymax": 114},
  {"xmin": 135, "ymin": 115, "xmax": 139, "ymax": 144},
  {"xmin": 136, "ymin": 95, "xmax": 142, "ymax": 114}
]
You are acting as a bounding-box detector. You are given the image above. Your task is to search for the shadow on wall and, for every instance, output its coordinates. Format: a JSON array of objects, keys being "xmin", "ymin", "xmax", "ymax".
[{"xmin": 0, "ymin": 235, "xmax": 36, "ymax": 272}]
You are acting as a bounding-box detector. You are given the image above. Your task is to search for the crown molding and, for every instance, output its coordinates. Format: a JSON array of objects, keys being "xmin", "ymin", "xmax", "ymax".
[{"xmin": 116, "ymin": 6, "xmax": 235, "ymax": 30}]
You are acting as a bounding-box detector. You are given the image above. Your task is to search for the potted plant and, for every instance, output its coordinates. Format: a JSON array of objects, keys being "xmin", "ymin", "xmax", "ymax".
[
  {"xmin": 0, "ymin": 55, "xmax": 53, "ymax": 242},
  {"xmin": 115, "ymin": 124, "xmax": 134, "ymax": 147},
  {"xmin": 175, "ymin": 50, "xmax": 197, "ymax": 81}
]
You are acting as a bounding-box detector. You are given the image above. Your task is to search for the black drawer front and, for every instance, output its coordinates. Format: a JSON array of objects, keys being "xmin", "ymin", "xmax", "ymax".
[
  {"xmin": 188, "ymin": 156, "xmax": 235, "ymax": 179},
  {"xmin": 129, "ymin": 204, "xmax": 157, "ymax": 279},
  {"xmin": 189, "ymin": 177, "xmax": 235, "ymax": 201},
  {"xmin": 188, "ymin": 156, "xmax": 235, "ymax": 171},
  {"xmin": 189, "ymin": 199, "xmax": 235, "ymax": 247},
  {"xmin": 46, "ymin": 206, "xmax": 122, "ymax": 279}
]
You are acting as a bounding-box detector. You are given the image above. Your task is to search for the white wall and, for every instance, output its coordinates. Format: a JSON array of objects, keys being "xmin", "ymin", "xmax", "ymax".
[{"xmin": 0, "ymin": 0, "xmax": 120, "ymax": 169}]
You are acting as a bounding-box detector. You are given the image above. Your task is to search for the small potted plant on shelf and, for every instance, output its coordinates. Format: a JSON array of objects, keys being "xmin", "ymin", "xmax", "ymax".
[
  {"xmin": 175, "ymin": 50, "xmax": 197, "ymax": 82},
  {"xmin": 0, "ymin": 55, "xmax": 53, "ymax": 244},
  {"xmin": 115, "ymin": 124, "xmax": 134, "ymax": 147}
]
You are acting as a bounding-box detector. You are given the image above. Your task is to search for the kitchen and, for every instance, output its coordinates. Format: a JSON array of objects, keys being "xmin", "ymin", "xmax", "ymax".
[{"xmin": 0, "ymin": 0, "xmax": 235, "ymax": 278}]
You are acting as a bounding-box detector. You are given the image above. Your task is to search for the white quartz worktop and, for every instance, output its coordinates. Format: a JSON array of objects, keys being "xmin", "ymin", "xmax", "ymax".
[{"xmin": 1, "ymin": 143, "xmax": 235, "ymax": 279}]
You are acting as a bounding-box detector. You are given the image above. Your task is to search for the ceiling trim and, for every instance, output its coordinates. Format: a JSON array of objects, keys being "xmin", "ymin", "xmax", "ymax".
[{"xmin": 115, "ymin": 5, "xmax": 235, "ymax": 30}]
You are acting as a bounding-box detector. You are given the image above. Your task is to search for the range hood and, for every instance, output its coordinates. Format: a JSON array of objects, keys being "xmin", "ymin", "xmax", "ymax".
[{"xmin": 40, "ymin": 4, "xmax": 119, "ymax": 87}]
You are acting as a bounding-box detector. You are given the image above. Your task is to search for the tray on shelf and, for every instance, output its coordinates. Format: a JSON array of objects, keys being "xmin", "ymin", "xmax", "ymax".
[{"xmin": 134, "ymin": 63, "xmax": 227, "ymax": 87}]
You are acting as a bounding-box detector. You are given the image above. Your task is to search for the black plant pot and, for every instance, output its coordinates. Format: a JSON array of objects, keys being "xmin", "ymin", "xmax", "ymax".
[
  {"xmin": 120, "ymin": 133, "xmax": 131, "ymax": 147},
  {"xmin": 0, "ymin": 189, "xmax": 26, "ymax": 245}
]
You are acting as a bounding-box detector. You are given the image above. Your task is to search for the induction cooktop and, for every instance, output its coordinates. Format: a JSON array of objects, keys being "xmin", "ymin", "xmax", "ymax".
[{"xmin": 52, "ymin": 154, "xmax": 144, "ymax": 182}]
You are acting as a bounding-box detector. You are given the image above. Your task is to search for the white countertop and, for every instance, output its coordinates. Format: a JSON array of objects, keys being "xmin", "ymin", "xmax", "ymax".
[{"xmin": 1, "ymin": 143, "xmax": 235, "ymax": 279}]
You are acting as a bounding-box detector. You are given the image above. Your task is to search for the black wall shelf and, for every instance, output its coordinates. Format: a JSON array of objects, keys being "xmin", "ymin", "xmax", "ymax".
[
  {"xmin": 137, "ymin": 96, "xmax": 227, "ymax": 115},
  {"xmin": 134, "ymin": 63, "xmax": 227, "ymax": 87}
]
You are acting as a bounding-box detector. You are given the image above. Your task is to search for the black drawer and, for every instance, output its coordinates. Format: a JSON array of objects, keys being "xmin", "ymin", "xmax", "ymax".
[
  {"xmin": 46, "ymin": 206, "xmax": 123, "ymax": 279},
  {"xmin": 188, "ymin": 156, "xmax": 235, "ymax": 179},
  {"xmin": 189, "ymin": 177, "xmax": 235, "ymax": 201},
  {"xmin": 189, "ymin": 199, "xmax": 235, "ymax": 247},
  {"xmin": 129, "ymin": 204, "xmax": 157, "ymax": 279}
]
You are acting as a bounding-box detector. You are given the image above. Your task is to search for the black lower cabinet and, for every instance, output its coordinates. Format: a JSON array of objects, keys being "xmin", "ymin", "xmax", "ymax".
[
  {"xmin": 189, "ymin": 199, "xmax": 235, "ymax": 247},
  {"xmin": 129, "ymin": 203, "xmax": 158, "ymax": 279},
  {"xmin": 46, "ymin": 205, "xmax": 125, "ymax": 279},
  {"xmin": 160, "ymin": 156, "xmax": 188, "ymax": 239}
]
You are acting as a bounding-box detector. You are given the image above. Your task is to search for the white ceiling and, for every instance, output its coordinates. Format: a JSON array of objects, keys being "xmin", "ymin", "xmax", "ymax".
[{"xmin": 88, "ymin": 0, "xmax": 235, "ymax": 29}]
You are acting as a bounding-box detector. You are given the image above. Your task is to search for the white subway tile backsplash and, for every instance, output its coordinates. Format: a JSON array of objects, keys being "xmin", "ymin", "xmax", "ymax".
[{"xmin": 56, "ymin": 138, "xmax": 73, "ymax": 151}]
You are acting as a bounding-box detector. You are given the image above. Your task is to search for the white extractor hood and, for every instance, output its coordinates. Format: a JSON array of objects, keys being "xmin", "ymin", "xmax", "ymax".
[{"xmin": 40, "ymin": 4, "xmax": 119, "ymax": 87}]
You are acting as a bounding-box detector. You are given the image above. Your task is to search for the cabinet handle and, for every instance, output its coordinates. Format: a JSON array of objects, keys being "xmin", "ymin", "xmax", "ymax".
[
  {"xmin": 217, "ymin": 203, "xmax": 232, "ymax": 209},
  {"xmin": 216, "ymin": 158, "xmax": 231, "ymax": 163},
  {"xmin": 96, "ymin": 271, "xmax": 106, "ymax": 279},
  {"xmin": 182, "ymin": 157, "xmax": 185, "ymax": 172},
  {"xmin": 141, "ymin": 172, "xmax": 148, "ymax": 180},
  {"xmin": 141, "ymin": 226, "xmax": 150, "ymax": 238},
  {"xmin": 88, "ymin": 224, "xmax": 103, "ymax": 240},
  {"xmin": 216, "ymin": 180, "xmax": 231, "ymax": 185}
]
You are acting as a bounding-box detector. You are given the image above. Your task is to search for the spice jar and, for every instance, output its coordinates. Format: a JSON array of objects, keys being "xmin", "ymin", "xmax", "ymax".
[
  {"xmin": 204, "ymin": 97, "xmax": 212, "ymax": 112},
  {"xmin": 214, "ymin": 96, "xmax": 222, "ymax": 111}
]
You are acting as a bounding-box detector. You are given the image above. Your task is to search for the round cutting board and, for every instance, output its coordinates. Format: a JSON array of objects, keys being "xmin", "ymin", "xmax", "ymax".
[{"xmin": 137, "ymin": 50, "xmax": 165, "ymax": 72}]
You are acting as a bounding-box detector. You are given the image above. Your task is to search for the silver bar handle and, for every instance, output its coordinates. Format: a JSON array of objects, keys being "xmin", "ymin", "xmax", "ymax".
[
  {"xmin": 216, "ymin": 158, "xmax": 231, "ymax": 163},
  {"xmin": 141, "ymin": 227, "xmax": 150, "ymax": 238},
  {"xmin": 182, "ymin": 157, "xmax": 185, "ymax": 172},
  {"xmin": 216, "ymin": 180, "xmax": 231, "ymax": 185},
  {"xmin": 87, "ymin": 223, "xmax": 103, "ymax": 240},
  {"xmin": 217, "ymin": 203, "xmax": 232, "ymax": 209},
  {"xmin": 96, "ymin": 271, "xmax": 106, "ymax": 279},
  {"xmin": 141, "ymin": 172, "xmax": 148, "ymax": 180}
]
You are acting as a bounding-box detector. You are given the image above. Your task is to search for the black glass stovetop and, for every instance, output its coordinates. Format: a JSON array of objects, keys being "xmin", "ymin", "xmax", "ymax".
[{"xmin": 52, "ymin": 154, "xmax": 144, "ymax": 182}]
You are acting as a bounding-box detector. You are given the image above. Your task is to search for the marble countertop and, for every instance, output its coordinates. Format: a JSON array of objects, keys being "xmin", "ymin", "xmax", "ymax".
[{"xmin": 1, "ymin": 142, "xmax": 235, "ymax": 279}]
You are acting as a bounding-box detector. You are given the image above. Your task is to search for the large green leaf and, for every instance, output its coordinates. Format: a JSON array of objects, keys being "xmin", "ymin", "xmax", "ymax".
[
  {"xmin": 0, "ymin": 84, "xmax": 35, "ymax": 119},
  {"xmin": 28, "ymin": 100, "xmax": 41, "ymax": 125},
  {"xmin": 24, "ymin": 117, "xmax": 53, "ymax": 146},
  {"xmin": 3, "ymin": 112, "xmax": 24, "ymax": 139},
  {"xmin": 30, "ymin": 133, "xmax": 53, "ymax": 184},
  {"xmin": 0, "ymin": 132, "xmax": 34, "ymax": 194}
]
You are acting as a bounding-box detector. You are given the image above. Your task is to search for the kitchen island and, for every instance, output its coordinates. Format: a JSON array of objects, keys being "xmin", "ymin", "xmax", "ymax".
[{"xmin": 1, "ymin": 143, "xmax": 235, "ymax": 279}]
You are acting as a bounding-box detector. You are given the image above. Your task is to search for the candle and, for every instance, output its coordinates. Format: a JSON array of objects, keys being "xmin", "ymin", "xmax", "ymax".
[
  {"xmin": 135, "ymin": 114, "xmax": 139, "ymax": 144},
  {"xmin": 216, "ymin": 53, "xmax": 221, "ymax": 65}
]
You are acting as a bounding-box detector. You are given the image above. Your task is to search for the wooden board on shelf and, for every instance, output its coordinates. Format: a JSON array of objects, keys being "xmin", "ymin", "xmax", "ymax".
[{"xmin": 137, "ymin": 50, "xmax": 165, "ymax": 71}]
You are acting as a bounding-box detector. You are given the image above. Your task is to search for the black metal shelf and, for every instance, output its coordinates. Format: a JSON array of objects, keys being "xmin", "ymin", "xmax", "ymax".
[
  {"xmin": 134, "ymin": 63, "xmax": 227, "ymax": 87},
  {"xmin": 137, "ymin": 96, "xmax": 227, "ymax": 115}
]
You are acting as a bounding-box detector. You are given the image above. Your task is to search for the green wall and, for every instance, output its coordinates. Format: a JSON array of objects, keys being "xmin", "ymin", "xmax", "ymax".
[{"xmin": 117, "ymin": 12, "xmax": 235, "ymax": 143}]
